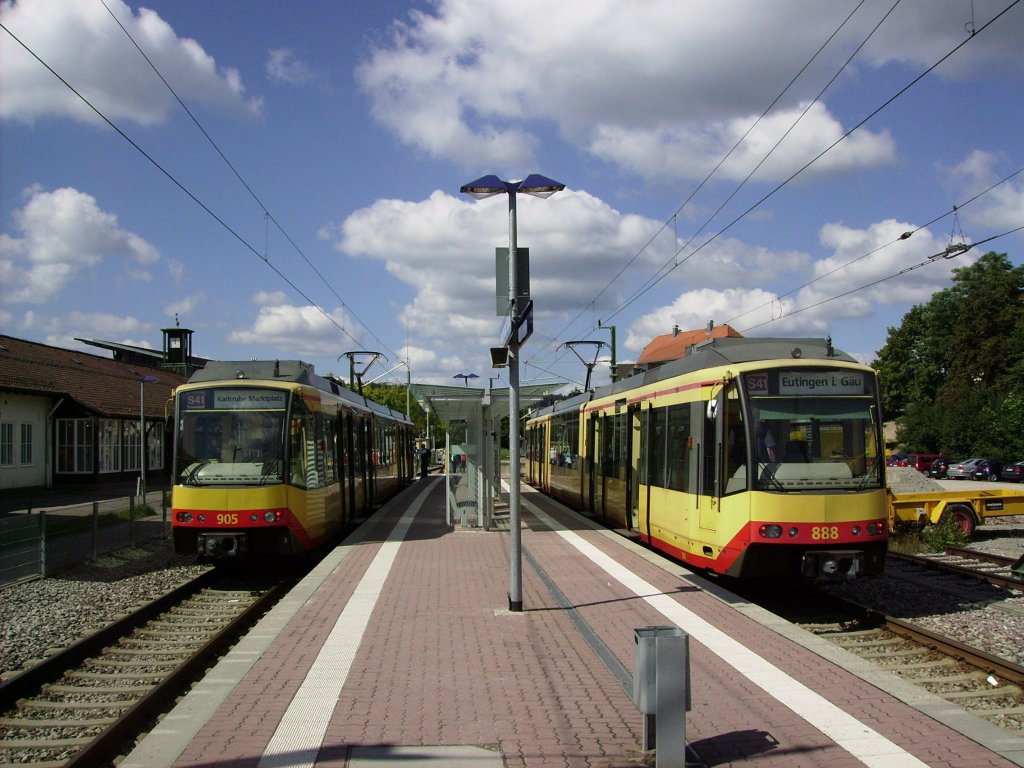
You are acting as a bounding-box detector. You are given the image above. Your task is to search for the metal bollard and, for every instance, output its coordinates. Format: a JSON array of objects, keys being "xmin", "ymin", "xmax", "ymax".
[{"xmin": 633, "ymin": 626, "xmax": 689, "ymax": 767}]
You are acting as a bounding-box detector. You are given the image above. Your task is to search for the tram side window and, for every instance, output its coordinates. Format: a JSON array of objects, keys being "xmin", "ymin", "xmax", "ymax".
[
  {"xmin": 322, "ymin": 414, "xmax": 337, "ymax": 485},
  {"xmin": 643, "ymin": 405, "xmax": 690, "ymax": 492},
  {"xmin": 666, "ymin": 405, "xmax": 690, "ymax": 492},
  {"xmin": 551, "ymin": 412, "xmax": 579, "ymax": 472},
  {"xmin": 288, "ymin": 405, "xmax": 308, "ymax": 488},
  {"xmin": 646, "ymin": 408, "xmax": 666, "ymax": 488},
  {"xmin": 602, "ymin": 412, "xmax": 627, "ymax": 481}
]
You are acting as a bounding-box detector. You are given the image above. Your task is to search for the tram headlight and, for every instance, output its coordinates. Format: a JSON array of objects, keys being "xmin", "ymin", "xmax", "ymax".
[
  {"xmin": 788, "ymin": 527, "xmax": 799, "ymax": 537},
  {"xmin": 177, "ymin": 511, "xmax": 194, "ymax": 524},
  {"xmin": 197, "ymin": 513, "xmax": 206, "ymax": 523},
  {"xmin": 758, "ymin": 524, "xmax": 783, "ymax": 539},
  {"xmin": 250, "ymin": 513, "xmax": 260, "ymax": 523},
  {"xmin": 263, "ymin": 510, "xmax": 278, "ymax": 523},
  {"xmin": 867, "ymin": 521, "xmax": 884, "ymax": 536},
  {"xmin": 851, "ymin": 525, "xmax": 861, "ymax": 535}
]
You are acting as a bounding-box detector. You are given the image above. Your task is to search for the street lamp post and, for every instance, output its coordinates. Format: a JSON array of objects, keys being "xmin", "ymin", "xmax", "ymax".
[
  {"xmin": 460, "ymin": 173, "xmax": 564, "ymax": 612},
  {"xmin": 139, "ymin": 375, "xmax": 158, "ymax": 501}
]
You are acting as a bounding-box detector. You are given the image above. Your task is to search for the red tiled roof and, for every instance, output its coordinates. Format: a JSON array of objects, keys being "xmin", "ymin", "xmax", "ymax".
[
  {"xmin": 0, "ymin": 335, "xmax": 184, "ymax": 419},
  {"xmin": 636, "ymin": 324, "xmax": 743, "ymax": 365}
]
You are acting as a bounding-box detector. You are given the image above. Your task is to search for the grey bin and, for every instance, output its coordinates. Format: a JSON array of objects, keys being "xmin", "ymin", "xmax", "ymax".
[{"xmin": 632, "ymin": 625, "xmax": 690, "ymax": 765}]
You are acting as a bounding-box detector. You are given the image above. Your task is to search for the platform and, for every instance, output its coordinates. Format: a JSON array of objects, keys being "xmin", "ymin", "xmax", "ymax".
[{"xmin": 124, "ymin": 476, "xmax": 1024, "ymax": 767}]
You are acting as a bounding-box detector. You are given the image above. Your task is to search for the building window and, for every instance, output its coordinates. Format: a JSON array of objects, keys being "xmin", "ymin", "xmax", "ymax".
[
  {"xmin": 147, "ymin": 423, "xmax": 164, "ymax": 471},
  {"xmin": 57, "ymin": 419, "xmax": 94, "ymax": 473},
  {"xmin": 123, "ymin": 421, "xmax": 141, "ymax": 472},
  {"xmin": 20, "ymin": 423, "xmax": 34, "ymax": 465},
  {"xmin": 1, "ymin": 422, "xmax": 12, "ymax": 466},
  {"xmin": 99, "ymin": 419, "xmax": 121, "ymax": 473}
]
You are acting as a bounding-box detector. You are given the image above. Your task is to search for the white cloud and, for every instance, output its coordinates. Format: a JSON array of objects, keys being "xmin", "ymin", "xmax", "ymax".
[
  {"xmin": 354, "ymin": 0, "xmax": 1010, "ymax": 180},
  {"xmin": 324, "ymin": 188, "xmax": 669, "ymax": 352},
  {"xmin": 251, "ymin": 290, "xmax": 289, "ymax": 307},
  {"xmin": 167, "ymin": 259, "xmax": 186, "ymax": 283},
  {"xmin": 266, "ymin": 48, "xmax": 326, "ymax": 89},
  {"xmin": 625, "ymin": 287, "xmax": 782, "ymax": 353},
  {"xmin": 943, "ymin": 150, "xmax": 1024, "ymax": 242},
  {"xmin": 623, "ymin": 216, "xmax": 971, "ymax": 352},
  {"xmin": 229, "ymin": 303, "xmax": 360, "ymax": 359},
  {"xmin": 0, "ymin": 186, "xmax": 160, "ymax": 303},
  {"xmin": 0, "ymin": 0, "xmax": 261, "ymax": 124},
  {"xmin": 592, "ymin": 102, "xmax": 896, "ymax": 184},
  {"xmin": 164, "ymin": 293, "xmax": 204, "ymax": 322}
]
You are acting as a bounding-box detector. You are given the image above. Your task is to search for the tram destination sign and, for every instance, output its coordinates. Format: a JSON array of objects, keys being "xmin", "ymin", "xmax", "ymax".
[
  {"xmin": 182, "ymin": 388, "xmax": 288, "ymax": 410},
  {"xmin": 777, "ymin": 371, "xmax": 864, "ymax": 396},
  {"xmin": 746, "ymin": 371, "xmax": 865, "ymax": 397}
]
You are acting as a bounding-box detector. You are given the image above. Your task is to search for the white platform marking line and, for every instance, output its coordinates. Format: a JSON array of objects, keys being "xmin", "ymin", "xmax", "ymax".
[
  {"xmin": 525, "ymin": 501, "xmax": 929, "ymax": 768},
  {"xmin": 257, "ymin": 483, "xmax": 431, "ymax": 768}
]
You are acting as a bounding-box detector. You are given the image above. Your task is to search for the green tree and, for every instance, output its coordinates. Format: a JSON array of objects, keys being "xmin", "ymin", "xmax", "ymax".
[
  {"xmin": 876, "ymin": 251, "xmax": 1024, "ymax": 458},
  {"xmin": 363, "ymin": 382, "xmax": 441, "ymax": 442}
]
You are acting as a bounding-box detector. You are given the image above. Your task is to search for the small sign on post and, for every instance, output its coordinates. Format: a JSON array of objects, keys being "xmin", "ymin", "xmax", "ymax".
[{"xmin": 495, "ymin": 247, "xmax": 530, "ymax": 317}]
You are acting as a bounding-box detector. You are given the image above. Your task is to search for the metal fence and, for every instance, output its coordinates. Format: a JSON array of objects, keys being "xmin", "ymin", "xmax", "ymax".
[{"xmin": 0, "ymin": 491, "xmax": 169, "ymax": 587}]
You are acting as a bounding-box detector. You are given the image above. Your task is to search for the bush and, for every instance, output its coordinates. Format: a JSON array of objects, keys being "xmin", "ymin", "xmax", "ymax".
[{"xmin": 919, "ymin": 514, "xmax": 967, "ymax": 552}]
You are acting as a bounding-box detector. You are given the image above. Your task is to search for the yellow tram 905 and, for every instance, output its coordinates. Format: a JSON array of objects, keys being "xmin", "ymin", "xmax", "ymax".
[
  {"xmin": 171, "ymin": 360, "xmax": 413, "ymax": 559},
  {"xmin": 526, "ymin": 337, "xmax": 887, "ymax": 580}
]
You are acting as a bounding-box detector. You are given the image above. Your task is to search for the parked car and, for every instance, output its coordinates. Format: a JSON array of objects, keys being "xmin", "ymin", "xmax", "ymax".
[
  {"xmin": 946, "ymin": 458, "xmax": 981, "ymax": 480},
  {"xmin": 1000, "ymin": 461, "xmax": 1024, "ymax": 482},
  {"xmin": 902, "ymin": 453, "xmax": 942, "ymax": 472},
  {"xmin": 971, "ymin": 458, "xmax": 1004, "ymax": 481},
  {"xmin": 886, "ymin": 453, "xmax": 907, "ymax": 467},
  {"xmin": 926, "ymin": 457, "xmax": 950, "ymax": 479}
]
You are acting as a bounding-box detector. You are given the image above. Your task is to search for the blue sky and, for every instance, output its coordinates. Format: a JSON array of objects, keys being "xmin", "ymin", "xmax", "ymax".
[{"xmin": 2, "ymin": 0, "xmax": 1023, "ymax": 392}]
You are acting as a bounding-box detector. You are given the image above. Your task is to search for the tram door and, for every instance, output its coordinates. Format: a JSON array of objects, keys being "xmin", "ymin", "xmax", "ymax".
[
  {"xmin": 587, "ymin": 412, "xmax": 601, "ymax": 518},
  {"xmin": 698, "ymin": 392, "xmax": 722, "ymax": 532},
  {"xmin": 628, "ymin": 402, "xmax": 641, "ymax": 531}
]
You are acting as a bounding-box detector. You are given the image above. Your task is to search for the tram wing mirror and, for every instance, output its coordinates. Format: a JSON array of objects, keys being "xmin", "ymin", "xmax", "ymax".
[{"xmin": 706, "ymin": 399, "xmax": 718, "ymax": 420}]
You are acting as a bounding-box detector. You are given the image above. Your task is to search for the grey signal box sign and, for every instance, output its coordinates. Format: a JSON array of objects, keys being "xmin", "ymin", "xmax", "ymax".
[{"xmin": 496, "ymin": 247, "xmax": 530, "ymax": 317}]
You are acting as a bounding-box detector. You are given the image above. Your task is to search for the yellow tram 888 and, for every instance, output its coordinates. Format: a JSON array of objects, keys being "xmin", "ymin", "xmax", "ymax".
[{"xmin": 525, "ymin": 337, "xmax": 888, "ymax": 580}]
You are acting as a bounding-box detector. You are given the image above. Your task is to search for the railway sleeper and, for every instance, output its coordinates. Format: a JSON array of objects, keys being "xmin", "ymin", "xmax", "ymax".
[
  {"xmin": 100, "ymin": 651, "xmax": 192, "ymax": 663},
  {"xmin": 43, "ymin": 683, "xmax": 153, "ymax": 694},
  {"xmin": 119, "ymin": 635, "xmax": 205, "ymax": 646},
  {"xmin": 848, "ymin": 648, "xmax": 932, "ymax": 659},
  {"xmin": 890, "ymin": 658, "xmax": 962, "ymax": 671},
  {"xmin": 126, "ymin": 632, "xmax": 210, "ymax": 643},
  {"xmin": 66, "ymin": 670, "xmax": 165, "ymax": 681},
  {"xmin": 0, "ymin": 717, "xmax": 118, "ymax": 728},
  {"xmin": 18, "ymin": 699, "xmax": 134, "ymax": 711},
  {"xmin": 817, "ymin": 635, "xmax": 900, "ymax": 648},
  {"xmin": 941, "ymin": 687, "xmax": 1022, "ymax": 700},
  {"xmin": 85, "ymin": 659, "xmax": 180, "ymax": 669},
  {"xmin": 0, "ymin": 735, "xmax": 96, "ymax": 748}
]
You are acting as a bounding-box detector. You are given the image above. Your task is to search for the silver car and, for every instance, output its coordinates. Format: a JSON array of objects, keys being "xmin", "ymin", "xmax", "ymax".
[{"xmin": 945, "ymin": 458, "xmax": 981, "ymax": 480}]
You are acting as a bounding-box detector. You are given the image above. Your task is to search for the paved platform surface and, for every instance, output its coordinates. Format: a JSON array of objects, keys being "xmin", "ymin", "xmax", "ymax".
[{"xmin": 124, "ymin": 477, "xmax": 1024, "ymax": 767}]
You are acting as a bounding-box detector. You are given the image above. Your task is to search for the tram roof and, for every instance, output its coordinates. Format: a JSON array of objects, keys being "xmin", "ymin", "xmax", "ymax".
[
  {"xmin": 186, "ymin": 359, "xmax": 411, "ymax": 424},
  {"xmin": 536, "ymin": 337, "xmax": 859, "ymax": 418}
]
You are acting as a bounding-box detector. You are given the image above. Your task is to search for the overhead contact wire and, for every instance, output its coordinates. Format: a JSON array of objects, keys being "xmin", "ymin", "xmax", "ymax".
[{"xmin": 96, "ymin": 0, "xmax": 402, "ymax": 367}]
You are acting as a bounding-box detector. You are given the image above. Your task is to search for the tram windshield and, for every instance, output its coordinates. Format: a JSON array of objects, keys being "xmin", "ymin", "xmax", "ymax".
[
  {"xmin": 741, "ymin": 368, "xmax": 882, "ymax": 492},
  {"xmin": 175, "ymin": 387, "xmax": 289, "ymax": 487}
]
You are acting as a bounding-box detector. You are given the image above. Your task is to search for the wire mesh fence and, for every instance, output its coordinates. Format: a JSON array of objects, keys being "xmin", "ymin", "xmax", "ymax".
[{"xmin": 0, "ymin": 491, "xmax": 169, "ymax": 587}]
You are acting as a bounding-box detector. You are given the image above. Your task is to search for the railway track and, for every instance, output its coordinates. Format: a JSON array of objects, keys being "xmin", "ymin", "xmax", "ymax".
[
  {"xmin": 735, "ymin": 546, "xmax": 1024, "ymax": 733},
  {"xmin": 804, "ymin": 548, "xmax": 1024, "ymax": 732},
  {"xmin": 804, "ymin": 608, "xmax": 1024, "ymax": 732},
  {"xmin": 0, "ymin": 569, "xmax": 289, "ymax": 767},
  {"xmin": 888, "ymin": 547, "xmax": 1023, "ymax": 590}
]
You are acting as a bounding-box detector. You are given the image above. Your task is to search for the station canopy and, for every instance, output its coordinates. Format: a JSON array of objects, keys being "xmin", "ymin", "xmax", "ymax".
[{"xmin": 410, "ymin": 383, "xmax": 565, "ymax": 424}]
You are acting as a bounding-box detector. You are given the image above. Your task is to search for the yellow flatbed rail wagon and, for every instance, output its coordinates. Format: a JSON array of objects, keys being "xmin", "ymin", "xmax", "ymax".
[{"xmin": 888, "ymin": 488, "xmax": 1024, "ymax": 537}]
